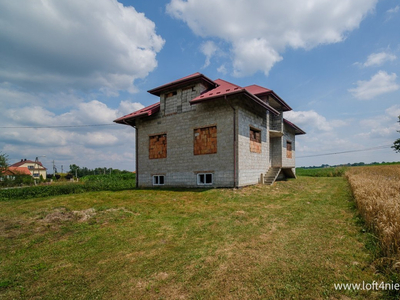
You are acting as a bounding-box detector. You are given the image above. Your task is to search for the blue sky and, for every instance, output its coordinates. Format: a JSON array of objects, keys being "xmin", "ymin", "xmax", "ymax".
[{"xmin": 0, "ymin": 0, "xmax": 399, "ymax": 171}]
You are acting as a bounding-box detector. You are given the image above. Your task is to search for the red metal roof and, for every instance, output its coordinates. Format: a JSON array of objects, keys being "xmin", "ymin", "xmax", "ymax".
[
  {"xmin": 113, "ymin": 73, "xmax": 301, "ymax": 124},
  {"xmin": 191, "ymin": 79, "xmax": 242, "ymax": 101},
  {"xmin": 148, "ymin": 72, "xmax": 217, "ymax": 96},
  {"xmin": 190, "ymin": 79, "xmax": 280, "ymax": 115},
  {"xmin": 114, "ymin": 102, "xmax": 160, "ymax": 124},
  {"xmin": 245, "ymin": 85, "xmax": 292, "ymax": 111},
  {"xmin": 284, "ymin": 118, "xmax": 306, "ymax": 135},
  {"xmin": 5, "ymin": 166, "xmax": 32, "ymax": 176},
  {"xmin": 10, "ymin": 160, "xmax": 46, "ymax": 170},
  {"xmin": 244, "ymin": 84, "xmax": 272, "ymax": 95}
]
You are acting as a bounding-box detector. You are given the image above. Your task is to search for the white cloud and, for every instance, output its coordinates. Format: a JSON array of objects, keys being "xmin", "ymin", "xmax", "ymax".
[
  {"xmin": 1, "ymin": 99, "xmax": 143, "ymax": 150},
  {"xmin": 0, "ymin": 0, "xmax": 164, "ymax": 94},
  {"xmin": 200, "ymin": 41, "xmax": 219, "ymax": 68},
  {"xmin": 349, "ymin": 71, "xmax": 400, "ymax": 100},
  {"xmin": 233, "ymin": 38, "xmax": 282, "ymax": 76},
  {"xmin": 385, "ymin": 104, "xmax": 400, "ymax": 118},
  {"xmin": 284, "ymin": 110, "xmax": 347, "ymax": 132},
  {"xmin": 118, "ymin": 101, "xmax": 145, "ymax": 116},
  {"xmin": 5, "ymin": 99, "xmax": 145, "ymax": 128},
  {"xmin": 217, "ymin": 65, "xmax": 228, "ymax": 75},
  {"xmin": 387, "ymin": 6, "xmax": 399, "ymax": 14},
  {"xmin": 358, "ymin": 106, "xmax": 400, "ymax": 139},
  {"xmin": 167, "ymin": 0, "xmax": 377, "ymax": 76},
  {"xmin": 361, "ymin": 52, "xmax": 397, "ymax": 67}
]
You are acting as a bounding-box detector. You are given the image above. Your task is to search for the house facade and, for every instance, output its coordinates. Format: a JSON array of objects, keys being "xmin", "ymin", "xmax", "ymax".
[
  {"xmin": 1, "ymin": 166, "xmax": 31, "ymax": 182},
  {"xmin": 114, "ymin": 73, "xmax": 305, "ymax": 188},
  {"xmin": 9, "ymin": 159, "xmax": 47, "ymax": 179}
]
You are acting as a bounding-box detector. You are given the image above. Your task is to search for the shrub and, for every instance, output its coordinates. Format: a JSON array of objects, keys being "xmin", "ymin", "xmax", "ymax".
[{"xmin": 0, "ymin": 173, "xmax": 136, "ymax": 200}]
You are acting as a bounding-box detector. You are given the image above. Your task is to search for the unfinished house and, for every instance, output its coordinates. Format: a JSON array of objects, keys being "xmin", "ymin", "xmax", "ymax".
[{"xmin": 114, "ymin": 72, "xmax": 305, "ymax": 188}]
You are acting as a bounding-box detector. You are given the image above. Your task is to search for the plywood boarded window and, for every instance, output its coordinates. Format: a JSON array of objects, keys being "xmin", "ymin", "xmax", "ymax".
[
  {"xmin": 250, "ymin": 127, "xmax": 261, "ymax": 153},
  {"xmin": 287, "ymin": 141, "xmax": 292, "ymax": 158},
  {"xmin": 194, "ymin": 126, "xmax": 217, "ymax": 155},
  {"xmin": 149, "ymin": 134, "xmax": 167, "ymax": 159}
]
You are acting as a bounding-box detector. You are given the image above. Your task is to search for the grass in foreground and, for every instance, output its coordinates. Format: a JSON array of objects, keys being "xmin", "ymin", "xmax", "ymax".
[{"xmin": 0, "ymin": 177, "xmax": 388, "ymax": 299}]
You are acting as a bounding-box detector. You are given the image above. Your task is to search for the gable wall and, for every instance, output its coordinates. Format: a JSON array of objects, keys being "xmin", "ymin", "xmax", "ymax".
[
  {"xmin": 160, "ymin": 83, "xmax": 208, "ymax": 116},
  {"xmin": 19, "ymin": 162, "xmax": 47, "ymax": 178},
  {"xmin": 136, "ymin": 99, "xmax": 235, "ymax": 187},
  {"xmin": 236, "ymin": 103, "xmax": 270, "ymax": 187},
  {"xmin": 282, "ymin": 123, "xmax": 296, "ymax": 168}
]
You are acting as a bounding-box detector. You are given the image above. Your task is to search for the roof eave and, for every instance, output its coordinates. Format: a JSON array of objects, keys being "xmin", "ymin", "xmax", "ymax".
[
  {"xmin": 148, "ymin": 74, "xmax": 217, "ymax": 96},
  {"xmin": 113, "ymin": 104, "xmax": 160, "ymax": 125},
  {"xmin": 244, "ymin": 92, "xmax": 280, "ymax": 116},
  {"xmin": 268, "ymin": 91, "xmax": 292, "ymax": 111},
  {"xmin": 284, "ymin": 118, "xmax": 306, "ymax": 135},
  {"xmin": 190, "ymin": 90, "xmax": 280, "ymax": 116}
]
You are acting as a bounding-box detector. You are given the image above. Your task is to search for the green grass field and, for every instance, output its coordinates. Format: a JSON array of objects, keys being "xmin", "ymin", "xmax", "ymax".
[
  {"xmin": 296, "ymin": 166, "xmax": 348, "ymax": 177},
  {"xmin": 0, "ymin": 177, "xmax": 391, "ymax": 299}
]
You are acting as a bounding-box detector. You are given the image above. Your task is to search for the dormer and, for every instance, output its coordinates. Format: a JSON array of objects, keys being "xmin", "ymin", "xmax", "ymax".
[
  {"xmin": 244, "ymin": 84, "xmax": 292, "ymax": 113},
  {"xmin": 148, "ymin": 72, "xmax": 217, "ymax": 116}
]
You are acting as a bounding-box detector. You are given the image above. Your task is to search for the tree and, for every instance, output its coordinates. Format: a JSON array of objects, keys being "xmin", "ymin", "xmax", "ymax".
[
  {"xmin": 0, "ymin": 152, "xmax": 9, "ymax": 176},
  {"xmin": 69, "ymin": 164, "xmax": 80, "ymax": 177},
  {"xmin": 393, "ymin": 116, "xmax": 400, "ymax": 153}
]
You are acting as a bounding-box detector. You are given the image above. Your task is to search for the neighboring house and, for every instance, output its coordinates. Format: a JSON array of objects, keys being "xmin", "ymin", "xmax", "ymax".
[
  {"xmin": 1, "ymin": 166, "xmax": 31, "ymax": 181},
  {"xmin": 9, "ymin": 159, "xmax": 47, "ymax": 179},
  {"xmin": 114, "ymin": 72, "xmax": 305, "ymax": 188}
]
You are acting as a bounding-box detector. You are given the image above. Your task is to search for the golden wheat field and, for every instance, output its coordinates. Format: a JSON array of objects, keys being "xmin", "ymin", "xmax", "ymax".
[{"xmin": 346, "ymin": 165, "xmax": 400, "ymax": 260}]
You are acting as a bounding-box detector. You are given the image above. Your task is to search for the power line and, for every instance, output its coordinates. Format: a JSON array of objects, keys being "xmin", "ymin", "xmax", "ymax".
[
  {"xmin": 297, "ymin": 145, "xmax": 392, "ymax": 158},
  {"xmin": 0, "ymin": 123, "xmax": 117, "ymax": 129}
]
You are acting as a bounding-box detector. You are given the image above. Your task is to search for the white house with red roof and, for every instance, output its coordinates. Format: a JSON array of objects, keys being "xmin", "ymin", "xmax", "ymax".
[
  {"xmin": 114, "ymin": 72, "xmax": 305, "ymax": 188},
  {"xmin": 9, "ymin": 159, "xmax": 47, "ymax": 179}
]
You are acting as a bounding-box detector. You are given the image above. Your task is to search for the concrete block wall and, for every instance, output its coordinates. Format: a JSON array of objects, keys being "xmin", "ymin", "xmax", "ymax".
[
  {"xmin": 270, "ymin": 137, "xmax": 282, "ymax": 167},
  {"xmin": 269, "ymin": 114, "xmax": 282, "ymax": 131},
  {"xmin": 236, "ymin": 107, "xmax": 269, "ymax": 187},
  {"xmin": 137, "ymin": 99, "xmax": 235, "ymax": 188},
  {"xmin": 135, "ymin": 81, "xmax": 299, "ymax": 187},
  {"xmin": 161, "ymin": 83, "xmax": 207, "ymax": 116},
  {"xmin": 281, "ymin": 123, "xmax": 296, "ymax": 168}
]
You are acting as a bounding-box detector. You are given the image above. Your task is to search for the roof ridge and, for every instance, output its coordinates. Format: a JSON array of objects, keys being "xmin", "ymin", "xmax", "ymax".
[{"xmin": 214, "ymin": 78, "xmax": 243, "ymax": 89}]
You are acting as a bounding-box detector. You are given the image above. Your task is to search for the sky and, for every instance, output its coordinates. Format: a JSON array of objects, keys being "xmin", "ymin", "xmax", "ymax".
[{"xmin": 0, "ymin": 0, "xmax": 399, "ymax": 172}]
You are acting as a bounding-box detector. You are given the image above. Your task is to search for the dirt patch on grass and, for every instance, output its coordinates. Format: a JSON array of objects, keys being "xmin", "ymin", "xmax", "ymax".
[{"xmin": 40, "ymin": 207, "xmax": 96, "ymax": 224}]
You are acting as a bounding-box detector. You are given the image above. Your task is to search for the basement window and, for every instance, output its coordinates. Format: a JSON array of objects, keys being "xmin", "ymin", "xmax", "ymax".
[
  {"xmin": 197, "ymin": 173, "xmax": 213, "ymax": 186},
  {"xmin": 149, "ymin": 134, "xmax": 167, "ymax": 159},
  {"xmin": 250, "ymin": 127, "xmax": 261, "ymax": 153},
  {"xmin": 194, "ymin": 125, "xmax": 217, "ymax": 155},
  {"xmin": 287, "ymin": 141, "xmax": 292, "ymax": 158},
  {"xmin": 153, "ymin": 175, "xmax": 165, "ymax": 186}
]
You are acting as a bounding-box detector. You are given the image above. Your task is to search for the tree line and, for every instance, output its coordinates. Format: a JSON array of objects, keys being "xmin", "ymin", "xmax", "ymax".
[{"xmin": 68, "ymin": 164, "xmax": 132, "ymax": 178}]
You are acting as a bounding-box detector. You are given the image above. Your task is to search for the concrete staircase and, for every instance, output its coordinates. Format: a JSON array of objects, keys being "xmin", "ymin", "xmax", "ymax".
[{"xmin": 263, "ymin": 167, "xmax": 281, "ymax": 185}]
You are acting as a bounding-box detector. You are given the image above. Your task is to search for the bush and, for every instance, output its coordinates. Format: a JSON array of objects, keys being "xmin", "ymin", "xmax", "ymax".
[{"xmin": 0, "ymin": 173, "xmax": 136, "ymax": 200}]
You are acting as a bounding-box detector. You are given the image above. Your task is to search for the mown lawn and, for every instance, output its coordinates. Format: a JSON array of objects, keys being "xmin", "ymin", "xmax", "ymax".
[{"xmin": 0, "ymin": 177, "xmax": 387, "ymax": 299}]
